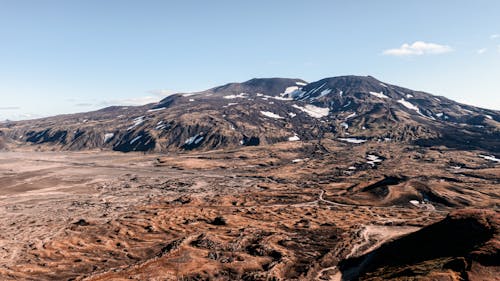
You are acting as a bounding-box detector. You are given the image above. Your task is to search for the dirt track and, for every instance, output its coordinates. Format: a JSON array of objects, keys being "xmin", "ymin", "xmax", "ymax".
[{"xmin": 0, "ymin": 141, "xmax": 498, "ymax": 280}]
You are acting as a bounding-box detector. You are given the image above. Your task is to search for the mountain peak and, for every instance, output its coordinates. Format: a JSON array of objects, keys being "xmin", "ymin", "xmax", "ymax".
[
  {"xmin": 294, "ymin": 75, "xmax": 389, "ymax": 101},
  {"xmin": 206, "ymin": 77, "xmax": 307, "ymax": 97},
  {"xmin": 2, "ymin": 75, "xmax": 499, "ymax": 153},
  {"xmin": 243, "ymin": 77, "xmax": 306, "ymax": 85}
]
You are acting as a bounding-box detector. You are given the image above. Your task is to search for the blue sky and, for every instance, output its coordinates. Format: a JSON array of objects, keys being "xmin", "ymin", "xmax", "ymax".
[{"xmin": 1, "ymin": 0, "xmax": 499, "ymax": 120}]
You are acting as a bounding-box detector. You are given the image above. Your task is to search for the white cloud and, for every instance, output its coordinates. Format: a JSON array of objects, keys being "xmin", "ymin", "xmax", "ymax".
[
  {"xmin": 0, "ymin": 106, "xmax": 20, "ymax": 110},
  {"xmin": 101, "ymin": 90, "xmax": 177, "ymax": 107},
  {"xmin": 101, "ymin": 96, "xmax": 163, "ymax": 106},
  {"xmin": 383, "ymin": 41, "xmax": 453, "ymax": 56},
  {"xmin": 490, "ymin": 34, "xmax": 500, "ymax": 39},
  {"xmin": 0, "ymin": 112, "xmax": 43, "ymax": 121},
  {"xmin": 498, "ymin": 45, "xmax": 500, "ymax": 53},
  {"xmin": 148, "ymin": 89, "xmax": 175, "ymax": 97},
  {"xmin": 477, "ymin": 48, "xmax": 487, "ymax": 55},
  {"xmin": 18, "ymin": 113, "xmax": 42, "ymax": 119}
]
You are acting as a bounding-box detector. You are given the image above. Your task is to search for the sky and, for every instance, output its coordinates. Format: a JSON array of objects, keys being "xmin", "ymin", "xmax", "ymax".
[{"xmin": 1, "ymin": 0, "xmax": 499, "ymax": 120}]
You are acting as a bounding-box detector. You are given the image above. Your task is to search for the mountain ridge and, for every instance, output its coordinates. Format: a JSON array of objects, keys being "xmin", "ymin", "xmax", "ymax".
[{"xmin": 1, "ymin": 75, "xmax": 499, "ymax": 153}]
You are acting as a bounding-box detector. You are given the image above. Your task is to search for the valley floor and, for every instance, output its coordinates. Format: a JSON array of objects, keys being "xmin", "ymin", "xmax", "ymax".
[{"xmin": 0, "ymin": 141, "xmax": 498, "ymax": 280}]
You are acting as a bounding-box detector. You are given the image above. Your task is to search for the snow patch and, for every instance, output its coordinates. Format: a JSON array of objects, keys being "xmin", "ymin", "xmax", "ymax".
[
  {"xmin": 185, "ymin": 134, "xmax": 204, "ymax": 146},
  {"xmin": 272, "ymin": 96, "xmax": 293, "ymax": 101},
  {"xmin": 292, "ymin": 104, "xmax": 329, "ymax": 118},
  {"xmin": 155, "ymin": 124, "xmax": 166, "ymax": 130},
  {"xmin": 346, "ymin": 112, "xmax": 356, "ymax": 119},
  {"xmin": 310, "ymin": 82, "xmax": 327, "ymax": 95},
  {"xmin": 479, "ymin": 154, "xmax": 500, "ymax": 163},
  {"xmin": 409, "ymin": 200, "xmax": 420, "ymax": 206},
  {"xmin": 288, "ymin": 112, "xmax": 297, "ymax": 118},
  {"xmin": 366, "ymin": 154, "xmax": 383, "ymax": 166},
  {"xmin": 223, "ymin": 93, "xmax": 247, "ymax": 99},
  {"xmin": 147, "ymin": 107, "xmax": 166, "ymax": 112},
  {"xmin": 260, "ymin": 111, "xmax": 284, "ymax": 119},
  {"xmin": 130, "ymin": 135, "xmax": 143, "ymax": 144},
  {"xmin": 128, "ymin": 116, "xmax": 145, "ymax": 130},
  {"xmin": 281, "ymin": 86, "xmax": 299, "ymax": 96},
  {"xmin": 461, "ymin": 107, "xmax": 474, "ymax": 114},
  {"xmin": 409, "ymin": 200, "xmax": 435, "ymax": 210},
  {"xmin": 338, "ymin": 138, "xmax": 367, "ymax": 144},
  {"xmin": 223, "ymin": 102, "xmax": 238, "ymax": 108},
  {"xmin": 296, "ymin": 81, "xmax": 308, "ymax": 86},
  {"xmin": 289, "ymin": 89, "xmax": 306, "ymax": 99},
  {"xmin": 370, "ymin": 91, "xmax": 389, "ymax": 99},
  {"xmin": 104, "ymin": 133, "xmax": 114, "ymax": 143},
  {"xmin": 288, "ymin": 134, "xmax": 300, "ymax": 141},
  {"xmin": 397, "ymin": 98, "xmax": 419, "ymax": 112},
  {"xmin": 297, "ymin": 82, "xmax": 327, "ymax": 100},
  {"xmin": 318, "ymin": 88, "xmax": 332, "ymax": 98},
  {"xmin": 485, "ymin": 115, "xmax": 493, "ymax": 120}
]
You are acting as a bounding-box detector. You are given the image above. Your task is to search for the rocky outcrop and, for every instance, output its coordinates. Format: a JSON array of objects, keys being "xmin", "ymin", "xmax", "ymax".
[{"xmin": 339, "ymin": 209, "xmax": 499, "ymax": 280}]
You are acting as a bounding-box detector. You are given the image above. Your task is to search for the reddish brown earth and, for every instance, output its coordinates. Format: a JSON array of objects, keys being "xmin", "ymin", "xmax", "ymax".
[
  {"xmin": 0, "ymin": 140, "xmax": 498, "ymax": 280},
  {"xmin": 339, "ymin": 209, "xmax": 499, "ymax": 281}
]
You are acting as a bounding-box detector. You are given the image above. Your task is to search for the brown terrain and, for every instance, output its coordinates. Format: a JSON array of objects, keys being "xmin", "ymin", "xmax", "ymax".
[
  {"xmin": 0, "ymin": 76, "xmax": 499, "ymax": 280},
  {"xmin": 0, "ymin": 139, "xmax": 498, "ymax": 280}
]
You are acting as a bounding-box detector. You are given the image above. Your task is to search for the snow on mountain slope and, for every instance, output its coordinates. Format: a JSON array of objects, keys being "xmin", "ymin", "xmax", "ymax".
[{"xmin": 1, "ymin": 76, "xmax": 498, "ymax": 153}]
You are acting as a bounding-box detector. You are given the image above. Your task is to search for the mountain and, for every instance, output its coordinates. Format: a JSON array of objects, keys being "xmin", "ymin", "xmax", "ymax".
[
  {"xmin": 195, "ymin": 77, "xmax": 307, "ymax": 97},
  {"xmin": 0, "ymin": 77, "xmax": 499, "ymax": 281},
  {"xmin": 1, "ymin": 75, "xmax": 499, "ymax": 153}
]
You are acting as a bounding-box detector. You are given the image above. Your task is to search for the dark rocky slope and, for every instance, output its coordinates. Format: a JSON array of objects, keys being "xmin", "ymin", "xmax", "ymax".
[
  {"xmin": 1, "ymin": 76, "xmax": 499, "ymax": 153},
  {"xmin": 339, "ymin": 209, "xmax": 499, "ymax": 280}
]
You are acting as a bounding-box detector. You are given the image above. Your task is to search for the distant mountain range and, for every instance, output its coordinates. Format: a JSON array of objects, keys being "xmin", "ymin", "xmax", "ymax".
[{"xmin": 1, "ymin": 75, "xmax": 499, "ymax": 152}]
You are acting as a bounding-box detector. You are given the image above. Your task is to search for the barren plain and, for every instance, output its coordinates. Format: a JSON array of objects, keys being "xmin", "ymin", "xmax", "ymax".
[{"xmin": 0, "ymin": 140, "xmax": 498, "ymax": 280}]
